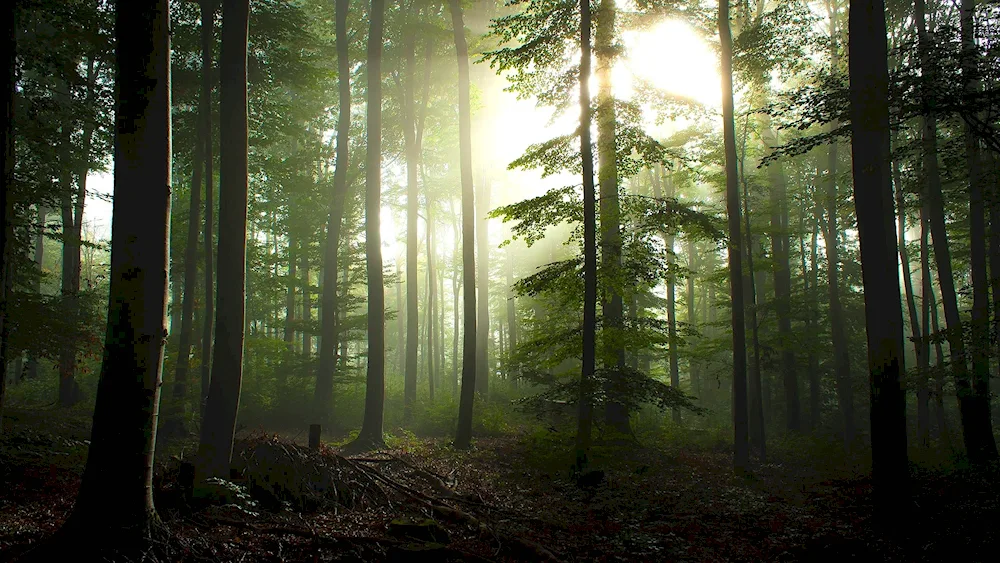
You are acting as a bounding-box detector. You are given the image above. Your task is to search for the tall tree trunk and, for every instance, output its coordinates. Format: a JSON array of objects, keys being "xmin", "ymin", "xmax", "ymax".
[
  {"xmin": 917, "ymin": 0, "xmax": 996, "ymax": 463},
  {"xmin": 402, "ymin": 10, "xmax": 419, "ymax": 421},
  {"xmin": 284, "ymin": 239, "xmax": 297, "ymax": 361},
  {"xmin": 23, "ymin": 206, "xmax": 46, "ymax": 381},
  {"xmin": 595, "ymin": 0, "xmax": 628, "ymax": 434},
  {"xmin": 928, "ymin": 273, "xmax": 950, "ymax": 447},
  {"xmin": 848, "ymin": 0, "xmax": 909, "ymax": 508},
  {"xmin": 0, "ymin": 0, "xmax": 15, "ymax": 431},
  {"xmin": 803, "ymin": 206, "xmax": 821, "ymax": 430},
  {"xmin": 767, "ymin": 153, "xmax": 799, "ymax": 432},
  {"xmin": 826, "ymin": 1, "xmax": 854, "ymax": 448},
  {"xmin": 739, "ymin": 116, "xmax": 765, "ymax": 459},
  {"xmin": 651, "ymin": 166, "xmax": 680, "ymax": 424},
  {"xmin": 892, "ymin": 131, "xmax": 927, "ymax": 446},
  {"xmin": 196, "ymin": 0, "xmax": 250, "ymax": 482},
  {"xmin": 506, "ymin": 246, "xmax": 517, "ymax": 368},
  {"xmin": 960, "ymin": 0, "xmax": 997, "ymax": 463},
  {"xmin": 426, "ymin": 207, "xmax": 436, "ymax": 403},
  {"xmin": 475, "ymin": 178, "xmax": 490, "ymax": 397},
  {"xmin": 452, "ymin": 198, "xmax": 460, "ymax": 395},
  {"xmin": 302, "ymin": 249, "xmax": 311, "ymax": 357},
  {"xmin": 355, "ymin": 0, "xmax": 387, "ymax": 449},
  {"xmin": 200, "ymin": 0, "xmax": 217, "ymax": 417},
  {"xmin": 919, "ymin": 188, "xmax": 932, "ymax": 447},
  {"xmin": 58, "ymin": 60, "xmax": 97, "ymax": 408},
  {"xmin": 174, "ymin": 37, "xmax": 209, "ymax": 407},
  {"xmin": 574, "ymin": 0, "xmax": 598, "ymax": 472},
  {"xmin": 396, "ymin": 259, "xmax": 403, "ymax": 375},
  {"xmin": 452, "ymin": 0, "xmax": 478, "ymax": 450},
  {"xmin": 720, "ymin": 0, "xmax": 749, "ymax": 474},
  {"xmin": 315, "ymin": 0, "xmax": 350, "ymax": 417},
  {"xmin": 686, "ymin": 238, "xmax": 698, "ymax": 399},
  {"xmin": 55, "ymin": 0, "xmax": 170, "ymax": 545}
]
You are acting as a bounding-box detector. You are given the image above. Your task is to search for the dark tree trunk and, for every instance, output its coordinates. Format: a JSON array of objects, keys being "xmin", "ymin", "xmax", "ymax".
[
  {"xmin": 54, "ymin": 0, "xmax": 171, "ymax": 545},
  {"xmin": 315, "ymin": 0, "xmax": 350, "ymax": 417},
  {"xmin": 891, "ymin": 131, "xmax": 927, "ymax": 447},
  {"xmin": 686, "ymin": 238, "xmax": 698, "ymax": 399},
  {"xmin": 826, "ymin": 3, "xmax": 855, "ymax": 448},
  {"xmin": 174, "ymin": 32, "xmax": 209, "ymax": 406},
  {"xmin": 768, "ymin": 160, "xmax": 799, "ymax": 432},
  {"xmin": 200, "ymin": 0, "xmax": 217, "ymax": 416},
  {"xmin": 196, "ymin": 0, "xmax": 250, "ymax": 482},
  {"xmin": 595, "ymin": 0, "xmax": 628, "ymax": 434},
  {"xmin": 354, "ymin": 0, "xmax": 387, "ymax": 450},
  {"xmin": 574, "ymin": 0, "xmax": 598, "ymax": 472},
  {"xmin": 0, "ymin": 0, "xmax": 15, "ymax": 429},
  {"xmin": 426, "ymin": 206, "xmax": 436, "ymax": 403},
  {"xmin": 918, "ymin": 0, "xmax": 996, "ymax": 463},
  {"xmin": 651, "ymin": 167, "xmax": 681, "ymax": 424},
  {"xmin": 928, "ymin": 276, "xmax": 950, "ymax": 447},
  {"xmin": 960, "ymin": 0, "xmax": 997, "ymax": 463},
  {"xmin": 23, "ymin": 206, "xmax": 46, "ymax": 382},
  {"xmin": 302, "ymin": 249, "xmax": 311, "ymax": 357},
  {"xmin": 848, "ymin": 0, "xmax": 909, "ymax": 508},
  {"xmin": 452, "ymin": 0, "xmax": 478, "ymax": 450},
  {"xmin": 720, "ymin": 0, "xmax": 749, "ymax": 473}
]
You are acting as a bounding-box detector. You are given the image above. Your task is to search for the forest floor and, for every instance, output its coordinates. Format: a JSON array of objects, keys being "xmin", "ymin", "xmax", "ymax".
[{"xmin": 1, "ymin": 408, "xmax": 998, "ymax": 562}]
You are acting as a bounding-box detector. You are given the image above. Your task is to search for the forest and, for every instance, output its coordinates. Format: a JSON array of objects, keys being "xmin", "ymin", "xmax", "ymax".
[{"xmin": 1, "ymin": 0, "xmax": 999, "ymax": 560}]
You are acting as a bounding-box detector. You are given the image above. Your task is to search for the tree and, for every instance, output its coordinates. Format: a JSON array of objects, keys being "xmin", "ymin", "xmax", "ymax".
[
  {"xmin": 34, "ymin": 0, "xmax": 171, "ymax": 552},
  {"xmin": 200, "ymin": 0, "xmax": 218, "ymax": 415},
  {"xmin": 825, "ymin": 0, "xmax": 855, "ymax": 448},
  {"xmin": 315, "ymin": 0, "xmax": 350, "ymax": 418},
  {"xmin": 720, "ymin": 0, "xmax": 749, "ymax": 474},
  {"xmin": 453, "ymin": 0, "xmax": 478, "ymax": 450},
  {"xmin": 574, "ymin": 0, "xmax": 597, "ymax": 472},
  {"xmin": 196, "ymin": 0, "xmax": 250, "ymax": 482},
  {"xmin": 959, "ymin": 0, "xmax": 997, "ymax": 464},
  {"xmin": 847, "ymin": 0, "xmax": 909, "ymax": 509},
  {"xmin": 353, "ymin": 0, "xmax": 387, "ymax": 450},
  {"xmin": 0, "ymin": 0, "xmax": 15, "ymax": 430}
]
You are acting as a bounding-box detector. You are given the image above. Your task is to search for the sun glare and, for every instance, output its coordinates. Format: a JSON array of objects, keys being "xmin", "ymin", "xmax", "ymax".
[{"xmin": 620, "ymin": 19, "xmax": 721, "ymax": 109}]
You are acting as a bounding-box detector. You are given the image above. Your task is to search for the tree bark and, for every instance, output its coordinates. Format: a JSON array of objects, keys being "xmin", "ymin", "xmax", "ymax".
[
  {"xmin": 0, "ymin": 0, "xmax": 15, "ymax": 431},
  {"xmin": 56, "ymin": 0, "xmax": 170, "ymax": 543},
  {"xmin": 720, "ymin": 0, "xmax": 749, "ymax": 474},
  {"xmin": 826, "ymin": 1, "xmax": 855, "ymax": 448},
  {"xmin": 848, "ymin": 0, "xmax": 909, "ymax": 509},
  {"xmin": 960, "ymin": 0, "xmax": 997, "ymax": 463},
  {"xmin": 200, "ymin": 0, "xmax": 217, "ymax": 417},
  {"xmin": 196, "ymin": 0, "xmax": 250, "ymax": 482},
  {"xmin": 315, "ymin": 0, "xmax": 350, "ymax": 417},
  {"xmin": 402, "ymin": 8, "xmax": 420, "ymax": 420},
  {"xmin": 475, "ymin": 178, "xmax": 490, "ymax": 397},
  {"xmin": 452, "ymin": 0, "xmax": 478, "ymax": 450},
  {"xmin": 575, "ymin": 0, "xmax": 598, "ymax": 472},
  {"xmin": 355, "ymin": 0, "xmax": 387, "ymax": 449}
]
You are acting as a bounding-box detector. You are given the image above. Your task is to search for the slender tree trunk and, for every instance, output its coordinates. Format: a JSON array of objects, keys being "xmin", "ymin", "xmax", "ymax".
[
  {"xmin": 426, "ymin": 207, "xmax": 436, "ymax": 403},
  {"xmin": 928, "ymin": 274, "xmax": 950, "ymax": 447},
  {"xmin": 196, "ymin": 0, "xmax": 250, "ymax": 482},
  {"xmin": 720, "ymin": 0, "xmax": 749, "ymax": 473},
  {"xmin": 475, "ymin": 178, "xmax": 490, "ymax": 397},
  {"xmin": 302, "ymin": 250, "xmax": 311, "ymax": 357},
  {"xmin": 803, "ymin": 206, "xmax": 822, "ymax": 430},
  {"xmin": 315, "ymin": 0, "xmax": 350, "ymax": 417},
  {"xmin": 892, "ymin": 132, "xmax": 927, "ymax": 446},
  {"xmin": 960, "ymin": 0, "xmax": 997, "ymax": 463},
  {"xmin": 919, "ymin": 190, "xmax": 932, "ymax": 447},
  {"xmin": 402, "ymin": 12, "xmax": 420, "ymax": 420},
  {"xmin": 506, "ymin": 246, "xmax": 517, "ymax": 368},
  {"xmin": 200, "ymin": 0, "xmax": 217, "ymax": 417},
  {"xmin": 55, "ymin": 1, "xmax": 170, "ymax": 544},
  {"xmin": 452, "ymin": 0, "xmax": 478, "ymax": 450},
  {"xmin": 848, "ymin": 0, "xmax": 910, "ymax": 508},
  {"xmin": 23, "ymin": 207, "xmax": 46, "ymax": 381},
  {"xmin": 687, "ymin": 238, "xmax": 698, "ymax": 399},
  {"xmin": 174, "ymin": 40, "xmax": 209, "ymax": 408},
  {"xmin": 917, "ymin": 0, "xmax": 996, "ymax": 463},
  {"xmin": 826, "ymin": 1, "xmax": 854, "ymax": 448},
  {"xmin": 0, "ymin": 0, "xmax": 15, "ymax": 431},
  {"xmin": 767, "ymin": 155, "xmax": 799, "ymax": 432},
  {"xmin": 651, "ymin": 167, "xmax": 681, "ymax": 424},
  {"xmin": 355, "ymin": 0, "xmax": 387, "ymax": 449},
  {"xmin": 284, "ymin": 239, "xmax": 297, "ymax": 359},
  {"xmin": 451, "ymin": 199, "xmax": 460, "ymax": 395},
  {"xmin": 574, "ymin": 0, "xmax": 598, "ymax": 472}
]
